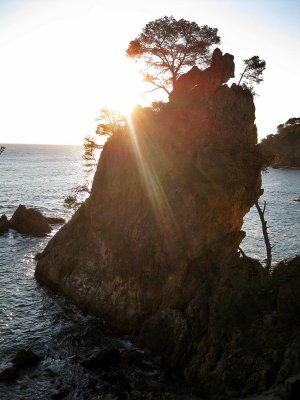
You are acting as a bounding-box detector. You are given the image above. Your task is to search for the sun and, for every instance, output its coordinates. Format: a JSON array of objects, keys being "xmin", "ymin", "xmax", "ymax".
[{"xmin": 99, "ymin": 59, "xmax": 145, "ymax": 117}]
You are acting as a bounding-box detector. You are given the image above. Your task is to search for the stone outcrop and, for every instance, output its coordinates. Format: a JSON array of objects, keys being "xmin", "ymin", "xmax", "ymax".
[
  {"xmin": 10, "ymin": 204, "xmax": 52, "ymax": 236},
  {"xmin": 0, "ymin": 208, "xmax": 64, "ymax": 236},
  {"xmin": 12, "ymin": 348, "xmax": 41, "ymax": 368},
  {"xmin": 33, "ymin": 51, "xmax": 300, "ymax": 398},
  {"xmin": 0, "ymin": 348, "xmax": 41, "ymax": 382},
  {"xmin": 169, "ymin": 48, "xmax": 234, "ymax": 102},
  {"xmin": 140, "ymin": 255, "xmax": 300, "ymax": 398},
  {"xmin": 0, "ymin": 214, "xmax": 9, "ymax": 234}
]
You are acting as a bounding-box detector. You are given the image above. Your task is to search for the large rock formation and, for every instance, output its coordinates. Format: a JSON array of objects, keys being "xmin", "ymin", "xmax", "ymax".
[{"xmin": 34, "ymin": 50, "xmax": 300, "ymax": 397}]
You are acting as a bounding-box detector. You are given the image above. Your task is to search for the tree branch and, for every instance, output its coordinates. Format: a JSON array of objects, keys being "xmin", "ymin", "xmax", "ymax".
[
  {"xmin": 255, "ymin": 200, "xmax": 272, "ymax": 272},
  {"xmin": 144, "ymin": 83, "xmax": 170, "ymax": 95}
]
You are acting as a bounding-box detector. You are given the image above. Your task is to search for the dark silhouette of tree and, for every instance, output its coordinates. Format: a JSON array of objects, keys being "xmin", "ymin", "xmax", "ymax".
[
  {"xmin": 81, "ymin": 136, "xmax": 102, "ymax": 173},
  {"xmin": 238, "ymin": 56, "xmax": 266, "ymax": 95},
  {"xmin": 96, "ymin": 108, "xmax": 126, "ymax": 137},
  {"xmin": 64, "ymin": 109, "xmax": 126, "ymax": 210},
  {"xmin": 277, "ymin": 117, "xmax": 300, "ymax": 131},
  {"xmin": 0, "ymin": 146, "xmax": 5, "ymax": 155},
  {"xmin": 150, "ymin": 101, "xmax": 167, "ymax": 113},
  {"xmin": 260, "ymin": 117, "xmax": 300, "ymax": 168},
  {"xmin": 64, "ymin": 136, "xmax": 101, "ymax": 210},
  {"xmin": 126, "ymin": 16, "xmax": 220, "ymax": 95},
  {"xmin": 64, "ymin": 194, "xmax": 81, "ymax": 210}
]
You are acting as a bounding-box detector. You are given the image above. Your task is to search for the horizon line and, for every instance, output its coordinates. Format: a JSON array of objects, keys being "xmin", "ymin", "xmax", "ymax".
[{"xmin": 1, "ymin": 142, "xmax": 82, "ymax": 146}]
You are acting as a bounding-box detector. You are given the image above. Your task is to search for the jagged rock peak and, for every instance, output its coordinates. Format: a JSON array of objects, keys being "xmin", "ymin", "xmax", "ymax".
[{"xmin": 170, "ymin": 47, "xmax": 235, "ymax": 101}]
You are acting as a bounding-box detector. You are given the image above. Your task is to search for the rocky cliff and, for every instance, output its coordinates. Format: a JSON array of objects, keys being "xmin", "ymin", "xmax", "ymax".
[{"xmin": 35, "ymin": 50, "xmax": 300, "ymax": 398}]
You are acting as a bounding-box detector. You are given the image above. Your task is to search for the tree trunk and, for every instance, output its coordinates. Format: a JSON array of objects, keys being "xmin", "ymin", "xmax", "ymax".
[
  {"xmin": 238, "ymin": 66, "xmax": 248, "ymax": 86},
  {"xmin": 255, "ymin": 200, "xmax": 272, "ymax": 271}
]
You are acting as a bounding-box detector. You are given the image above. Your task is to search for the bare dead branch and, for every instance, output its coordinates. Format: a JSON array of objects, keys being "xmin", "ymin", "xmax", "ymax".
[{"xmin": 255, "ymin": 200, "xmax": 272, "ymax": 272}]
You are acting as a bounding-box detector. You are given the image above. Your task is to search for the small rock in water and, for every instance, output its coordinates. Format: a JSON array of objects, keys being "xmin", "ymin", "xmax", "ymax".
[
  {"xmin": 0, "ymin": 366, "xmax": 19, "ymax": 381},
  {"xmin": 12, "ymin": 348, "xmax": 41, "ymax": 368},
  {"xmin": 81, "ymin": 348, "xmax": 121, "ymax": 369},
  {"xmin": 9, "ymin": 204, "xmax": 52, "ymax": 236},
  {"xmin": 0, "ymin": 214, "xmax": 9, "ymax": 234}
]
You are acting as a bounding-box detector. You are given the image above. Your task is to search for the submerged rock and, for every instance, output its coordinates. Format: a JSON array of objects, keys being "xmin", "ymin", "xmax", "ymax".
[
  {"xmin": 9, "ymin": 204, "xmax": 52, "ymax": 236},
  {"xmin": 34, "ymin": 50, "xmax": 300, "ymax": 397},
  {"xmin": 0, "ymin": 366, "xmax": 19, "ymax": 381}
]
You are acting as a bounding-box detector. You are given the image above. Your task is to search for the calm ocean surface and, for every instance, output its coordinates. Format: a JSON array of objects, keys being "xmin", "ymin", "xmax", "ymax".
[{"xmin": 0, "ymin": 144, "xmax": 299, "ymax": 399}]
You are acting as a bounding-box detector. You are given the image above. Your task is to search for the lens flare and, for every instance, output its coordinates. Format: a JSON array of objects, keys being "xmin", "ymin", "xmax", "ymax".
[{"xmin": 126, "ymin": 114, "xmax": 181, "ymax": 241}]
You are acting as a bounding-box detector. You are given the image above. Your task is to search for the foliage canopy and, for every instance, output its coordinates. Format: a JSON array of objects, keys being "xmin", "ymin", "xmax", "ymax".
[
  {"xmin": 260, "ymin": 117, "xmax": 300, "ymax": 168},
  {"xmin": 96, "ymin": 108, "xmax": 126, "ymax": 137},
  {"xmin": 64, "ymin": 109, "xmax": 126, "ymax": 210},
  {"xmin": 238, "ymin": 56, "xmax": 266, "ymax": 95},
  {"xmin": 126, "ymin": 16, "xmax": 220, "ymax": 94}
]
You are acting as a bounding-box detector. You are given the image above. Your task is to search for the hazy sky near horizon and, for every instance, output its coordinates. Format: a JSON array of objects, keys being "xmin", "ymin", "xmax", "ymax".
[{"xmin": 0, "ymin": 0, "xmax": 299, "ymax": 144}]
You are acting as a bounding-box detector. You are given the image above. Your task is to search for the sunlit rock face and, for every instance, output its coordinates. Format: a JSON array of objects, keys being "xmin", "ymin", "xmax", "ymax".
[{"xmin": 35, "ymin": 51, "xmax": 270, "ymax": 397}]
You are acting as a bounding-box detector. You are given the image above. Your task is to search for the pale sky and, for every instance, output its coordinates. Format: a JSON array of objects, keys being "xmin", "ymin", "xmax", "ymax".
[{"xmin": 0, "ymin": 0, "xmax": 299, "ymax": 144}]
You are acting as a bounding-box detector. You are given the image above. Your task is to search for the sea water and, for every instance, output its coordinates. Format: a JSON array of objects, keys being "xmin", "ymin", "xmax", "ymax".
[
  {"xmin": 242, "ymin": 167, "xmax": 299, "ymax": 263},
  {"xmin": 0, "ymin": 144, "xmax": 299, "ymax": 399}
]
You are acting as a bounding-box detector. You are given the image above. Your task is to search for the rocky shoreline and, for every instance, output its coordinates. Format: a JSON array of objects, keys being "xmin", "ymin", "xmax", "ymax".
[{"xmin": 0, "ymin": 314, "xmax": 203, "ymax": 399}]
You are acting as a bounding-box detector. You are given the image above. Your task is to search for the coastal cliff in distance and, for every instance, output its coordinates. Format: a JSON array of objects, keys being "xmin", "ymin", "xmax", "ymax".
[
  {"xmin": 260, "ymin": 117, "xmax": 300, "ymax": 168},
  {"xmin": 36, "ymin": 50, "xmax": 300, "ymax": 398}
]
